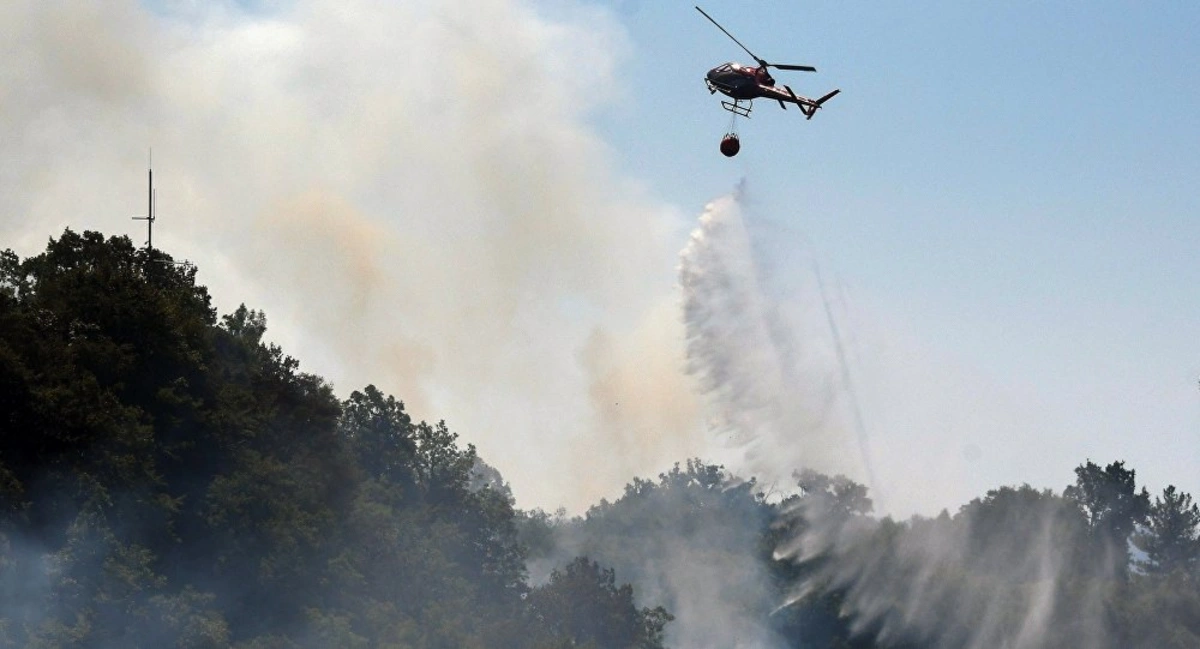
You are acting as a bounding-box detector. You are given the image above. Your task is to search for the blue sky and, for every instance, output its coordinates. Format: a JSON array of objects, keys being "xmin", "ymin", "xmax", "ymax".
[{"xmin": 588, "ymin": 0, "xmax": 1200, "ymax": 504}]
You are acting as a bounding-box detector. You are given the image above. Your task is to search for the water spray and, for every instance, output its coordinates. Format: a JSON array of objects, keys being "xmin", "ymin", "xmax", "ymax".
[{"xmin": 811, "ymin": 256, "xmax": 879, "ymax": 502}]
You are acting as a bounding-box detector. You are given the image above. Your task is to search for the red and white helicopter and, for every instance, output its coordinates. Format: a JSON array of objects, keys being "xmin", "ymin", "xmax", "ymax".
[{"xmin": 697, "ymin": 6, "xmax": 839, "ymax": 155}]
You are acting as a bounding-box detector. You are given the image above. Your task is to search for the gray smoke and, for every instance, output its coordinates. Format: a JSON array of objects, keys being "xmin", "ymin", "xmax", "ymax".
[
  {"xmin": 524, "ymin": 189, "xmax": 871, "ymax": 649},
  {"xmin": 0, "ymin": 0, "xmax": 706, "ymax": 513}
]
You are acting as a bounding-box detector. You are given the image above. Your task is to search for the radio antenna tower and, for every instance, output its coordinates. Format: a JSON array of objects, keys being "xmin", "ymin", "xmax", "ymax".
[
  {"xmin": 132, "ymin": 149, "xmax": 156, "ymax": 250},
  {"xmin": 128, "ymin": 151, "xmax": 195, "ymax": 272}
]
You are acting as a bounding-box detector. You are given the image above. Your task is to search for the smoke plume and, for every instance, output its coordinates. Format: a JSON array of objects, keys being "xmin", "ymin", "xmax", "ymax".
[{"xmin": 0, "ymin": 0, "xmax": 705, "ymax": 512}]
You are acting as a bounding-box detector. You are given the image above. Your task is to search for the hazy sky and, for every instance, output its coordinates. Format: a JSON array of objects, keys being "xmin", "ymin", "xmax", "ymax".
[{"xmin": 2, "ymin": 0, "xmax": 1196, "ymax": 517}]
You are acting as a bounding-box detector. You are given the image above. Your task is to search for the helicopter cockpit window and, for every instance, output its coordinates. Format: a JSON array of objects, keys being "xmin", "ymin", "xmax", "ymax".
[{"xmin": 717, "ymin": 63, "xmax": 733, "ymax": 73}]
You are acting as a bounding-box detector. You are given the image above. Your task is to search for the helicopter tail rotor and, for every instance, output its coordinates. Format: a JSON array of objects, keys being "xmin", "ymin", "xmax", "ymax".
[{"xmin": 803, "ymin": 89, "xmax": 841, "ymax": 120}]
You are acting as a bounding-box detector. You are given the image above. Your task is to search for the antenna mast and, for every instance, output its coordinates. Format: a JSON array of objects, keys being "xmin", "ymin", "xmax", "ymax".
[
  {"xmin": 126, "ymin": 151, "xmax": 195, "ymax": 272},
  {"xmin": 132, "ymin": 149, "xmax": 155, "ymax": 250}
]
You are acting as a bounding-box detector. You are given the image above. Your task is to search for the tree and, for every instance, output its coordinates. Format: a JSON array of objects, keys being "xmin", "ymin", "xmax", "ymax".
[
  {"xmin": 0, "ymin": 230, "xmax": 684, "ymax": 648},
  {"xmin": 0, "ymin": 231, "xmax": 216, "ymax": 545},
  {"xmin": 541, "ymin": 462, "xmax": 791, "ymax": 649},
  {"xmin": 1135, "ymin": 485, "xmax": 1200, "ymax": 578},
  {"xmin": 793, "ymin": 469, "xmax": 874, "ymax": 521},
  {"xmin": 1064, "ymin": 460, "xmax": 1151, "ymax": 573},
  {"xmin": 528, "ymin": 557, "xmax": 671, "ymax": 649},
  {"xmin": 957, "ymin": 484, "xmax": 1089, "ymax": 581},
  {"xmin": 339, "ymin": 385, "xmax": 417, "ymax": 493}
]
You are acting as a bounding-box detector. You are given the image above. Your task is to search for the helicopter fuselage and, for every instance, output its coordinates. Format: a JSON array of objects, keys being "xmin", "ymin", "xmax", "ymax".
[{"xmin": 705, "ymin": 62, "xmax": 773, "ymax": 100}]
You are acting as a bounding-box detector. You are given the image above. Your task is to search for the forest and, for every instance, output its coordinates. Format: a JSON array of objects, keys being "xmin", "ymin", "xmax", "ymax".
[{"xmin": 0, "ymin": 230, "xmax": 1197, "ymax": 648}]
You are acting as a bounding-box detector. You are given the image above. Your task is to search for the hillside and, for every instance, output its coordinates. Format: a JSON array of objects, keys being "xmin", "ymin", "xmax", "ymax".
[{"xmin": 0, "ymin": 230, "xmax": 668, "ymax": 649}]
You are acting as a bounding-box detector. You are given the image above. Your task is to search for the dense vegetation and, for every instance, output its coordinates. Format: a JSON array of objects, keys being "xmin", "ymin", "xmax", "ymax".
[
  {"xmin": 528, "ymin": 460, "xmax": 1199, "ymax": 648},
  {"xmin": 0, "ymin": 231, "xmax": 668, "ymax": 648},
  {"xmin": 0, "ymin": 231, "xmax": 1196, "ymax": 648}
]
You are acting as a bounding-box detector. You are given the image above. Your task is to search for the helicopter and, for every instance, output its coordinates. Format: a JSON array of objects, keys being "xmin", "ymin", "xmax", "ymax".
[{"xmin": 696, "ymin": 6, "xmax": 839, "ymax": 155}]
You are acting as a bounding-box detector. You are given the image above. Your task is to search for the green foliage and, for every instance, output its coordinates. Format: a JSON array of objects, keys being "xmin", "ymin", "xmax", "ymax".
[
  {"xmin": 1112, "ymin": 572, "xmax": 1200, "ymax": 648},
  {"xmin": 340, "ymin": 385, "xmax": 416, "ymax": 490},
  {"xmin": 1065, "ymin": 460, "xmax": 1152, "ymax": 574},
  {"xmin": 958, "ymin": 484, "xmax": 1090, "ymax": 581},
  {"xmin": 1135, "ymin": 485, "xmax": 1200, "ymax": 578},
  {"xmin": 529, "ymin": 557, "xmax": 672, "ymax": 649},
  {"xmin": 532, "ymin": 460, "xmax": 816, "ymax": 648},
  {"xmin": 793, "ymin": 468, "xmax": 874, "ymax": 519},
  {"xmin": 0, "ymin": 231, "xmax": 662, "ymax": 648}
]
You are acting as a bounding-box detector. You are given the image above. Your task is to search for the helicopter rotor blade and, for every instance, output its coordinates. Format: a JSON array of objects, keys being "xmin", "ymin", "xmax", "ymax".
[
  {"xmin": 695, "ymin": 6, "xmax": 766, "ymax": 68},
  {"xmin": 769, "ymin": 63, "xmax": 817, "ymax": 73}
]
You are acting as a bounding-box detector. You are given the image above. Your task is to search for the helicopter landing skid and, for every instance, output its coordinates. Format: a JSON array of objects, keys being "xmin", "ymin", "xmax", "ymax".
[{"xmin": 721, "ymin": 99, "xmax": 752, "ymax": 118}]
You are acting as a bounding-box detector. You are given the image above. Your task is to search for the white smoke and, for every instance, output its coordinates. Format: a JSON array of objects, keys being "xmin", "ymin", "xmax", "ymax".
[{"xmin": 0, "ymin": 0, "xmax": 706, "ymax": 512}]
